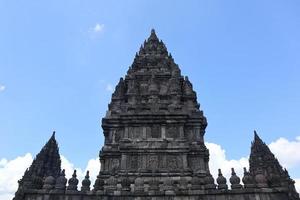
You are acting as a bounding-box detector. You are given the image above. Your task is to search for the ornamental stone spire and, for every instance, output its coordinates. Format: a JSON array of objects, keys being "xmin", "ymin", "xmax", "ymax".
[
  {"xmin": 249, "ymin": 131, "xmax": 299, "ymax": 199},
  {"xmin": 250, "ymin": 131, "xmax": 287, "ymax": 182},
  {"xmin": 13, "ymin": 131, "xmax": 61, "ymax": 200}
]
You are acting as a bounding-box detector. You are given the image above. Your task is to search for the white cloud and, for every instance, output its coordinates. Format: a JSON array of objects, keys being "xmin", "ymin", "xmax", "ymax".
[
  {"xmin": 106, "ymin": 84, "xmax": 114, "ymax": 92},
  {"xmin": 269, "ymin": 136, "xmax": 300, "ymax": 169},
  {"xmin": 206, "ymin": 142, "xmax": 249, "ymax": 181},
  {"xmin": 93, "ymin": 23, "xmax": 104, "ymax": 33},
  {"xmin": 60, "ymin": 156, "xmax": 100, "ymax": 187},
  {"xmin": 88, "ymin": 23, "xmax": 104, "ymax": 39},
  {"xmin": 0, "ymin": 154, "xmax": 100, "ymax": 200},
  {"xmin": 0, "ymin": 153, "xmax": 33, "ymax": 200},
  {"xmin": 0, "ymin": 85, "xmax": 5, "ymax": 92},
  {"xmin": 295, "ymin": 179, "xmax": 300, "ymax": 194}
]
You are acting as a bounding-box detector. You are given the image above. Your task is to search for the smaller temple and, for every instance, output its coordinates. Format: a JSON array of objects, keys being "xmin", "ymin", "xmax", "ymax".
[
  {"xmin": 13, "ymin": 132, "xmax": 61, "ymax": 200},
  {"xmin": 249, "ymin": 131, "xmax": 299, "ymax": 199}
]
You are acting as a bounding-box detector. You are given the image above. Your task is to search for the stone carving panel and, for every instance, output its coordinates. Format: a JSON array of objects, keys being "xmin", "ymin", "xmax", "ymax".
[
  {"xmin": 128, "ymin": 127, "xmax": 143, "ymax": 139},
  {"xmin": 115, "ymin": 129, "xmax": 123, "ymax": 143},
  {"xmin": 112, "ymin": 159, "xmax": 119, "ymax": 168},
  {"xmin": 147, "ymin": 155, "xmax": 158, "ymax": 170},
  {"xmin": 151, "ymin": 124, "xmax": 161, "ymax": 138},
  {"xmin": 166, "ymin": 126, "xmax": 179, "ymax": 138},
  {"xmin": 188, "ymin": 156, "xmax": 201, "ymax": 172},
  {"xmin": 185, "ymin": 127, "xmax": 196, "ymax": 142},
  {"xmin": 130, "ymin": 155, "xmax": 138, "ymax": 170},
  {"xmin": 167, "ymin": 156, "xmax": 178, "ymax": 170}
]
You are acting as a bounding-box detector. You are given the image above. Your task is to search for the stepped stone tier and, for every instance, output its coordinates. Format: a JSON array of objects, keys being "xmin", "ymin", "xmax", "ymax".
[{"xmin": 14, "ymin": 30, "xmax": 299, "ymax": 200}]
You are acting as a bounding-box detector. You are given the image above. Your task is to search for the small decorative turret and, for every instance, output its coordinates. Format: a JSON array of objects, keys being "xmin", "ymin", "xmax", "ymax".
[
  {"xmin": 55, "ymin": 169, "xmax": 67, "ymax": 191},
  {"xmin": 229, "ymin": 168, "xmax": 242, "ymax": 189},
  {"xmin": 112, "ymin": 78, "xmax": 125, "ymax": 99},
  {"xmin": 43, "ymin": 175, "xmax": 55, "ymax": 190},
  {"xmin": 67, "ymin": 170, "xmax": 79, "ymax": 191},
  {"xmin": 216, "ymin": 169, "xmax": 228, "ymax": 190},
  {"xmin": 81, "ymin": 171, "xmax": 91, "ymax": 192},
  {"xmin": 183, "ymin": 76, "xmax": 194, "ymax": 95},
  {"xmin": 204, "ymin": 173, "xmax": 216, "ymax": 190},
  {"xmin": 242, "ymin": 167, "xmax": 255, "ymax": 188}
]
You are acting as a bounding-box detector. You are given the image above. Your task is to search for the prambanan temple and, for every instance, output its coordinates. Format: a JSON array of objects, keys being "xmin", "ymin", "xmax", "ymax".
[{"xmin": 14, "ymin": 30, "xmax": 299, "ymax": 200}]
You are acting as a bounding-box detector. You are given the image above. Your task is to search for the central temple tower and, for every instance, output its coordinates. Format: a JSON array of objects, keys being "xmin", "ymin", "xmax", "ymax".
[{"xmin": 96, "ymin": 29, "xmax": 211, "ymax": 188}]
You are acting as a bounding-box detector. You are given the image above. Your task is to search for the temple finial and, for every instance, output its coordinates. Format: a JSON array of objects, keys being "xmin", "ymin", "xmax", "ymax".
[
  {"xmin": 254, "ymin": 130, "xmax": 261, "ymax": 142},
  {"xmin": 52, "ymin": 131, "xmax": 56, "ymax": 139},
  {"xmin": 148, "ymin": 28, "xmax": 158, "ymax": 41}
]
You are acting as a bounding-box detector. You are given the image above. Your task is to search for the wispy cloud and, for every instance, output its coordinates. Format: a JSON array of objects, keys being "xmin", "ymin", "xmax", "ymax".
[
  {"xmin": 89, "ymin": 23, "xmax": 104, "ymax": 39},
  {"xmin": 93, "ymin": 23, "xmax": 104, "ymax": 33},
  {"xmin": 105, "ymin": 84, "xmax": 114, "ymax": 92},
  {"xmin": 0, "ymin": 85, "xmax": 5, "ymax": 92},
  {"xmin": 98, "ymin": 80, "xmax": 114, "ymax": 93}
]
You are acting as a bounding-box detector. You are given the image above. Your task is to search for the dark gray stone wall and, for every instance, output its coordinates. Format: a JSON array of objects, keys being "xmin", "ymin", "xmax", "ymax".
[{"xmin": 23, "ymin": 188, "xmax": 289, "ymax": 200}]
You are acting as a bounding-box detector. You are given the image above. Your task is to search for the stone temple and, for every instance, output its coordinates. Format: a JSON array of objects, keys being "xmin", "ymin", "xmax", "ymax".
[{"xmin": 14, "ymin": 30, "xmax": 299, "ymax": 200}]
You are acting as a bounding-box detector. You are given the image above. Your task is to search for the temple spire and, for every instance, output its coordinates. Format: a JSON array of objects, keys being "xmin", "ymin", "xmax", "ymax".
[
  {"xmin": 51, "ymin": 130, "xmax": 55, "ymax": 139},
  {"xmin": 249, "ymin": 131, "xmax": 299, "ymax": 197},
  {"xmin": 253, "ymin": 130, "xmax": 263, "ymax": 143},
  {"xmin": 250, "ymin": 130, "xmax": 280, "ymax": 176},
  {"xmin": 13, "ymin": 132, "xmax": 61, "ymax": 200}
]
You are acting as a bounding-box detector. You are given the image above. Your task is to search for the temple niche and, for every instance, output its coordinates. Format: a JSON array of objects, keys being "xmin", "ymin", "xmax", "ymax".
[{"xmin": 14, "ymin": 30, "xmax": 299, "ymax": 200}]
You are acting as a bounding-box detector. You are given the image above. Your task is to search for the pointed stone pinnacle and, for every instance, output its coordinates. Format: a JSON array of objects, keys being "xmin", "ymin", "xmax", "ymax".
[
  {"xmin": 254, "ymin": 130, "xmax": 259, "ymax": 139},
  {"xmin": 151, "ymin": 28, "xmax": 155, "ymax": 34},
  {"xmin": 253, "ymin": 130, "xmax": 263, "ymax": 144},
  {"xmin": 51, "ymin": 131, "xmax": 56, "ymax": 139},
  {"xmin": 148, "ymin": 28, "xmax": 159, "ymax": 41}
]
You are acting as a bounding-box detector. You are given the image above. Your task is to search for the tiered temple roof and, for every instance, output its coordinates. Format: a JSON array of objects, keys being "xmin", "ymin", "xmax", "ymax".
[{"xmin": 13, "ymin": 132, "xmax": 61, "ymax": 200}]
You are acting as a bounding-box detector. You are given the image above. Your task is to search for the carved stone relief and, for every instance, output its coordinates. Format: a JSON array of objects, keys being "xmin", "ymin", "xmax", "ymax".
[
  {"xmin": 147, "ymin": 155, "xmax": 158, "ymax": 170},
  {"xmin": 151, "ymin": 124, "xmax": 161, "ymax": 138},
  {"xmin": 112, "ymin": 158, "xmax": 120, "ymax": 170},
  {"xmin": 167, "ymin": 156, "xmax": 178, "ymax": 170},
  {"xmin": 166, "ymin": 126, "xmax": 178, "ymax": 138}
]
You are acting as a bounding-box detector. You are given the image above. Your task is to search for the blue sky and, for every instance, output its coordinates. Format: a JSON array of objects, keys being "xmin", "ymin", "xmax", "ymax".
[{"xmin": 1, "ymin": 0, "xmax": 300, "ymax": 179}]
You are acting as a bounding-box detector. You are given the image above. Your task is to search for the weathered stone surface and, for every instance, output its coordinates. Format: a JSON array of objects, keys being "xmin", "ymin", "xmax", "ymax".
[
  {"xmin": 15, "ymin": 30, "xmax": 299, "ymax": 200},
  {"xmin": 250, "ymin": 131, "xmax": 299, "ymax": 199},
  {"xmin": 13, "ymin": 131, "xmax": 61, "ymax": 200}
]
